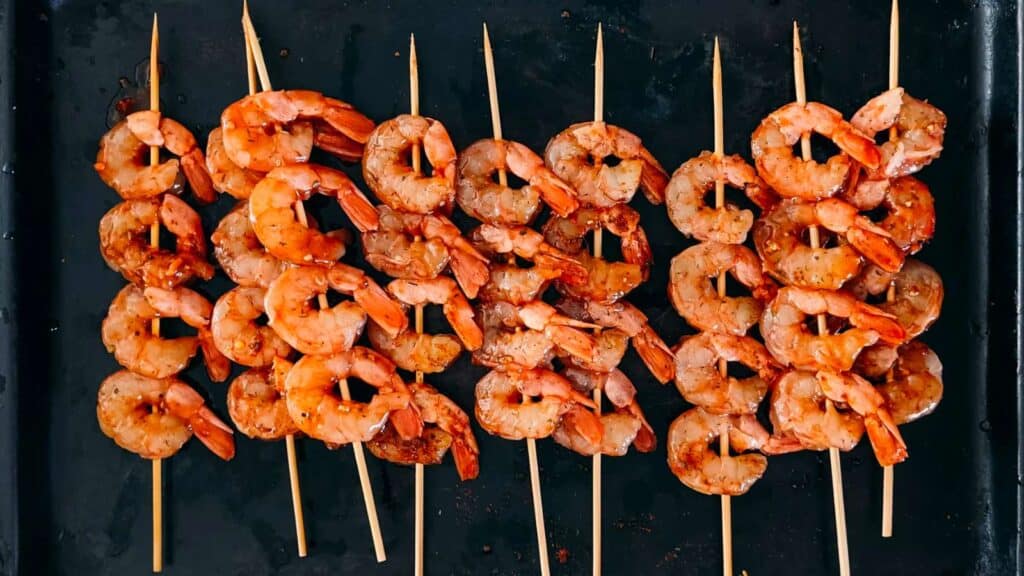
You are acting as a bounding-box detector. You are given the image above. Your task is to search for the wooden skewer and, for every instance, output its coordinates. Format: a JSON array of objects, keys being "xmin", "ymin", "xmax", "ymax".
[
  {"xmin": 243, "ymin": 14, "xmax": 386, "ymax": 563},
  {"xmin": 241, "ymin": 3, "xmax": 308, "ymax": 557},
  {"xmin": 147, "ymin": 15, "xmax": 164, "ymax": 573},
  {"xmin": 482, "ymin": 23, "xmax": 551, "ymax": 576},
  {"xmin": 591, "ymin": 23, "xmax": 604, "ymax": 576},
  {"xmin": 793, "ymin": 22, "xmax": 851, "ymax": 576},
  {"xmin": 881, "ymin": 0, "xmax": 899, "ymax": 539}
]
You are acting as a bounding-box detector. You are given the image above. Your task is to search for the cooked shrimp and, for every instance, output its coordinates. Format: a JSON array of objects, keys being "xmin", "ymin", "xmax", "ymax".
[
  {"xmin": 386, "ymin": 277, "xmax": 483, "ymax": 350},
  {"xmin": 815, "ymin": 371, "xmax": 907, "ymax": 466},
  {"xmin": 367, "ymin": 320, "xmax": 462, "ymax": 374},
  {"xmin": 362, "ymin": 114, "xmax": 457, "ymax": 213},
  {"xmin": 264, "ymin": 264, "xmax": 407, "ymax": 355},
  {"xmin": 97, "ymin": 370, "xmax": 235, "ymax": 460},
  {"xmin": 366, "ymin": 424, "xmax": 452, "ymax": 467},
  {"xmin": 544, "ymin": 121, "xmax": 668, "ymax": 206},
  {"xmin": 764, "ymin": 369, "xmax": 864, "ymax": 453},
  {"xmin": 477, "ymin": 262, "xmax": 564, "ymax": 305},
  {"xmin": 751, "ymin": 101, "xmax": 880, "ymax": 200},
  {"xmin": 876, "ymin": 341, "xmax": 943, "ymax": 425},
  {"xmin": 456, "ymin": 138, "xmax": 579, "ymax": 224},
  {"xmin": 851, "ymin": 88, "xmax": 947, "ymax": 177},
  {"xmin": 673, "ymin": 332, "xmax": 779, "ymax": 414},
  {"xmin": 285, "ymin": 346, "xmax": 417, "ymax": 445},
  {"xmin": 474, "ymin": 368, "xmax": 597, "ymax": 440},
  {"xmin": 99, "ymin": 195, "xmax": 214, "ymax": 289},
  {"xmin": 312, "ymin": 121, "xmax": 365, "ymax": 162},
  {"xmin": 211, "ymin": 201, "xmax": 290, "ymax": 288},
  {"xmin": 557, "ymin": 328, "xmax": 630, "ymax": 373},
  {"xmin": 205, "ymin": 127, "xmax": 263, "ymax": 199},
  {"xmin": 211, "ymin": 286, "xmax": 293, "ymax": 367},
  {"xmin": 541, "ymin": 204, "xmax": 653, "ymax": 274},
  {"xmin": 557, "ymin": 367, "xmax": 656, "ymax": 455},
  {"xmin": 879, "ymin": 177, "xmax": 936, "ymax": 254},
  {"xmin": 470, "ymin": 224, "xmax": 588, "ymax": 285},
  {"xmin": 668, "ymin": 242, "xmax": 777, "ymax": 336},
  {"xmin": 846, "ymin": 258, "xmax": 943, "ymax": 339},
  {"xmin": 95, "ymin": 120, "xmax": 182, "ymax": 200},
  {"xmin": 667, "ymin": 407, "xmax": 768, "ymax": 496},
  {"xmin": 472, "ymin": 301, "xmax": 596, "ymax": 369},
  {"xmin": 220, "ymin": 90, "xmax": 373, "ymax": 171},
  {"xmin": 665, "ymin": 151, "xmax": 776, "ymax": 243},
  {"xmin": 556, "ymin": 252, "xmax": 645, "ymax": 304},
  {"xmin": 122, "ymin": 110, "xmax": 216, "ymax": 203},
  {"xmin": 760, "ymin": 286, "xmax": 906, "ymax": 372},
  {"xmin": 227, "ymin": 368, "xmax": 299, "ymax": 440},
  {"xmin": 142, "ymin": 285, "xmax": 230, "ymax": 382}
]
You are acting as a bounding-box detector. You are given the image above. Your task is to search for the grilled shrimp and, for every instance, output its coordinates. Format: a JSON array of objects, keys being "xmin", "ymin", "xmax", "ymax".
[
  {"xmin": 386, "ymin": 277, "xmax": 483, "ymax": 350},
  {"xmin": 220, "ymin": 90, "xmax": 373, "ymax": 172},
  {"xmin": 815, "ymin": 371, "xmax": 907, "ymax": 466},
  {"xmin": 95, "ymin": 120, "xmax": 181, "ymax": 200},
  {"xmin": 668, "ymin": 242, "xmax": 777, "ymax": 336},
  {"xmin": 473, "ymin": 300, "xmax": 597, "ymax": 369},
  {"xmin": 763, "ymin": 369, "xmax": 864, "ymax": 453},
  {"xmin": 474, "ymin": 368, "xmax": 597, "ymax": 441},
  {"xmin": 456, "ymin": 138, "xmax": 579, "ymax": 224},
  {"xmin": 874, "ymin": 341, "xmax": 943, "ymax": 425},
  {"xmin": 120, "ymin": 111, "xmax": 215, "ymax": 203},
  {"xmin": 851, "ymin": 88, "xmax": 947, "ymax": 178},
  {"xmin": 477, "ymin": 262, "xmax": 564, "ymax": 305},
  {"xmin": 205, "ymin": 127, "xmax": 263, "ymax": 199},
  {"xmin": 846, "ymin": 258, "xmax": 943, "ymax": 339},
  {"xmin": 366, "ymin": 320, "xmax": 462, "ymax": 374},
  {"xmin": 545, "ymin": 121, "xmax": 668, "ymax": 206},
  {"xmin": 760, "ymin": 286, "xmax": 906, "ymax": 372},
  {"xmin": 98, "ymin": 370, "xmax": 235, "ymax": 460},
  {"xmin": 99, "ymin": 195, "xmax": 214, "ymax": 289},
  {"xmin": 470, "ymin": 224, "xmax": 588, "ymax": 285},
  {"xmin": 264, "ymin": 264, "xmax": 407, "ymax": 355},
  {"xmin": 667, "ymin": 407, "xmax": 769, "ymax": 496},
  {"xmin": 211, "ymin": 201, "xmax": 290, "ymax": 289},
  {"xmin": 227, "ymin": 367, "xmax": 299, "ymax": 440},
  {"xmin": 673, "ymin": 332, "xmax": 779, "ymax": 415},
  {"xmin": 555, "ymin": 367, "xmax": 656, "ymax": 456},
  {"xmin": 751, "ymin": 101, "xmax": 880, "ymax": 200},
  {"xmin": 558, "ymin": 328, "xmax": 630, "ymax": 373},
  {"xmin": 362, "ymin": 114, "xmax": 457, "ymax": 213},
  {"xmin": 665, "ymin": 151, "xmax": 776, "ymax": 243},
  {"xmin": 211, "ymin": 286, "xmax": 293, "ymax": 367}
]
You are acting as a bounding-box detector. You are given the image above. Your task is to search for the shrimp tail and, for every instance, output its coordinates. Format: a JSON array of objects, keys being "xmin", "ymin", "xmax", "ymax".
[
  {"xmin": 448, "ymin": 249, "xmax": 490, "ymax": 300},
  {"xmin": 191, "ymin": 406, "xmax": 237, "ymax": 461},
  {"xmin": 322, "ymin": 106, "xmax": 376, "ymax": 144},
  {"xmin": 314, "ymin": 122, "xmax": 365, "ymax": 162},
  {"xmin": 452, "ymin": 440, "xmax": 481, "ymax": 481},
  {"xmin": 534, "ymin": 251, "xmax": 589, "ymax": 285},
  {"xmin": 627, "ymin": 401, "xmax": 657, "ymax": 452},
  {"xmin": 547, "ymin": 325, "xmax": 598, "ymax": 362},
  {"xmin": 443, "ymin": 297, "xmax": 484, "ymax": 351},
  {"xmin": 846, "ymin": 227, "xmax": 905, "ymax": 273},
  {"xmin": 632, "ymin": 325, "xmax": 676, "ymax": 384},
  {"xmin": 180, "ymin": 149, "xmax": 217, "ymax": 204},
  {"xmin": 567, "ymin": 405, "xmax": 605, "ymax": 448},
  {"xmin": 389, "ymin": 406, "xmax": 425, "ymax": 441},
  {"xmin": 761, "ymin": 432, "xmax": 807, "ymax": 455},
  {"xmin": 336, "ymin": 182, "xmax": 380, "ymax": 232},
  {"xmin": 864, "ymin": 413, "xmax": 909, "ymax": 466},
  {"xmin": 198, "ymin": 328, "xmax": 232, "ymax": 383},
  {"xmin": 620, "ymin": 226, "xmax": 653, "ymax": 270},
  {"xmin": 831, "ymin": 125, "xmax": 882, "ymax": 170},
  {"xmin": 353, "ymin": 280, "xmax": 408, "ymax": 338},
  {"xmin": 532, "ymin": 171, "xmax": 580, "ymax": 217},
  {"xmin": 639, "ymin": 153, "xmax": 669, "ymax": 205}
]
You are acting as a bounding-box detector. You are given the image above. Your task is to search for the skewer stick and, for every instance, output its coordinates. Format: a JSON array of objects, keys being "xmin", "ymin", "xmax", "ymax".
[
  {"xmin": 591, "ymin": 23, "xmax": 604, "ymax": 576},
  {"xmin": 243, "ymin": 14, "xmax": 385, "ymax": 562},
  {"xmin": 793, "ymin": 22, "xmax": 850, "ymax": 576},
  {"xmin": 241, "ymin": 4, "xmax": 308, "ymax": 557},
  {"xmin": 881, "ymin": 0, "xmax": 899, "ymax": 539},
  {"xmin": 147, "ymin": 15, "xmax": 164, "ymax": 573}
]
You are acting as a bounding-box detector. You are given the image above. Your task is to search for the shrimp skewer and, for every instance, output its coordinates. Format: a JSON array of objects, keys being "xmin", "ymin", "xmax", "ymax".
[{"xmin": 147, "ymin": 19, "xmax": 164, "ymax": 571}]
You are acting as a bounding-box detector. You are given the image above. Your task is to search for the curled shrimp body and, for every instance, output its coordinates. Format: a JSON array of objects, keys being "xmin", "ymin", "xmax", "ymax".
[
  {"xmin": 264, "ymin": 264, "xmax": 407, "ymax": 355},
  {"xmin": 362, "ymin": 114, "xmax": 457, "ymax": 213},
  {"xmin": 669, "ymin": 242, "xmax": 777, "ymax": 336},
  {"xmin": 95, "ymin": 120, "xmax": 182, "ymax": 200},
  {"xmin": 555, "ymin": 367, "xmax": 656, "ymax": 456},
  {"xmin": 816, "ymin": 371, "xmax": 907, "ymax": 466},
  {"xmin": 456, "ymin": 138, "xmax": 579, "ymax": 223},
  {"xmin": 220, "ymin": 90, "xmax": 373, "ymax": 172},
  {"xmin": 875, "ymin": 341, "xmax": 943, "ymax": 425},
  {"xmin": 367, "ymin": 320, "xmax": 462, "ymax": 374},
  {"xmin": 760, "ymin": 286, "xmax": 906, "ymax": 372},
  {"xmin": 285, "ymin": 346, "xmax": 417, "ymax": 445},
  {"xmin": 478, "ymin": 263, "xmax": 563, "ymax": 305},
  {"xmin": 665, "ymin": 151, "xmax": 776, "ymax": 243},
  {"xmin": 764, "ymin": 369, "xmax": 864, "ymax": 453},
  {"xmin": 211, "ymin": 286, "xmax": 293, "ymax": 368},
  {"xmin": 205, "ymin": 127, "xmax": 263, "ymax": 200},
  {"xmin": 846, "ymin": 259, "xmax": 943, "ymax": 339},
  {"xmin": 673, "ymin": 332, "xmax": 780, "ymax": 415},
  {"xmin": 211, "ymin": 201, "xmax": 289, "ymax": 289},
  {"xmin": 470, "ymin": 224, "xmax": 588, "ymax": 285},
  {"xmin": 474, "ymin": 368, "xmax": 597, "ymax": 441},
  {"xmin": 851, "ymin": 88, "xmax": 947, "ymax": 178},
  {"xmin": 559, "ymin": 328, "xmax": 630, "ymax": 373},
  {"xmin": 386, "ymin": 277, "xmax": 483, "ymax": 350},
  {"xmin": 667, "ymin": 407, "xmax": 769, "ymax": 496},
  {"xmin": 473, "ymin": 301, "xmax": 597, "ymax": 369},
  {"xmin": 544, "ymin": 121, "xmax": 668, "ymax": 207},
  {"xmin": 98, "ymin": 370, "xmax": 235, "ymax": 460},
  {"xmin": 99, "ymin": 195, "xmax": 214, "ymax": 289},
  {"xmin": 120, "ymin": 110, "xmax": 216, "ymax": 203},
  {"xmin": 751, "ymin": 101, "xmax": 880, "ymax": 200},
  {"xmin": 248, "ymin": 164, "xmax": 378, "ymax": 265},
  {"xmin": 227, "ymin": 368, "xmax": 299, "ymax": 440}
]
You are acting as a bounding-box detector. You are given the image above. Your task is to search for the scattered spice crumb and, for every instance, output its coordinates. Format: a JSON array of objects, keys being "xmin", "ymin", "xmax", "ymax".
[
  {"xmin": 482, "ymin": 544, "xmax": 492, "ymax": 554},
  {"xmin": 279, "ymin": 48, "xmax": 290, "ymax": 58},
  {"xmin": 556, "ymin": 548, "xmax": 570, "ymax": 564},
  {"xmin": 561, "ymin": 9, "xmax": 571, "ymax": 19}
]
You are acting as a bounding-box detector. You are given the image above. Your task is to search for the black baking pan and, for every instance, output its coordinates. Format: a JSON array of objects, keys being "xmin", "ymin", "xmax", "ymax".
[{"xmin": 2, "ymin": 0, "xmax": 1019, "ymax": 574}]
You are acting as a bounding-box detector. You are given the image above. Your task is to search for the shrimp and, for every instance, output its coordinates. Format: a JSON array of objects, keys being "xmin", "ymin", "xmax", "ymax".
[
  {"xmin": 556, "ymin": 252, "xmax": 645, "ymax": 304},
  {"xmin": 120, "ymin": 110, "xmax": 216, "ymax": 203},
  {"xmin": 211, "ymin": 286, "xmax": 293, "ymax": 367},
  {"xmin": 220, "ymin": 90, "xmax": 374, "ymax": 171},
  {"xmin": 227, "ymin": 368, "xmax": 299, "ymax": 440},
  {"xmin": 205, "ymin": 127, "xmax": 263, "ymax": 199},
  {"xmin": 668, "ymin": 242, "xmax": 777, "ymax": 336},
  {"xmin": 751, "ymin": 101, "xmax": 880, "ymax": 200},
  {"xmin": 846, "ymin": 258, "xmax": 943, "ymax": 339},
  {"xmin": 386, "ymin": 277, "xmax": 484, "ymax": 350},
  {"xmin": 264, "ymin": 263, "xmax": 407, "ymax": 355},
  {"xmin": 97, "ymin": 370, "xmax": 235, "ymax": 460},
  {"xmin": 472, "ymin": 301, "xmax": 597, "ymax": 369},
  {"xmin": 754, "ymin": 198, "xmax": 904, "ymax": 289},
  {"xmin": 815, "ymin": 371, "xmax": 907, "ymax": 466},
  {"xmin": 665, "ymin": 151, "xmax": 776, "ymax": 243},
  {"xmin": 877, "ymin": 177, "xmax": 935, "ymax": 254},
  {"xmin": 456, "ymin": 138, "xmax": 579, "ymax": 224},
  {"xmin": 470, "ymin": 224, "xmax": 588, "ymax": 285},
  {"xmin": 367, "ymin": 320, "xmax": 462, "ymax": 374},
  {"xmin": 544, "ymin": 121, "xmax": 668, "ymax": 206},
  {"xmin": 211, "ymin": 201, "xmax": 290, "ymax": 289},
  {"xmin": 248, "ymin": 164, "xmax": 378, "ymax": 265},
  {"xmin": 541, "ymin": 204, "xmax": 653, "ymax": 274},
  {"xmin": 285, "ymin": 346, "xmax": 418, "ymax": 445},
  {"xmin": 673, "ymin": 332, "xmax": 779, "ymax": 414},
  {"xmin": 763, "ymin": 369, "xmax": 864, "ymax": 453},
  {"xmin": 667, "ymin": 407, "xmax": 769, "ymax": 496},
  {"xmin": 875, "ymin": 341, "xmax": 943, "ymax": 425},
  {"xmin": 362, "ymin": 114, "xmax": 457, "ymax": 214},
  {"xmin": 95, "ymin": 120, "xmax": 182, "ymax": 200},
  {"xmin": 556, "ymin": 367, "xmax": 656, "ymax": 455},
  {"xmin": 474, "ymin": 368, "xmax": 597, "ymax": 440},
  {"xmin": 367, "ymin": 382, "xmax": 480, "ymax": 480},
  {"xmin": 99, "ymin": 195, "xmax": 214, "ymax": 289},
  {"xmin": 850, "ymin": 88, "xmax": 947, "ymax": 178},
  {"xmin": 558, "ymin": 328, "xmax": 630, "ymax": 373},
  {"xmin": 477, "ymin": 262, "xmax": 564, "ymax": 305},
  {"xmin": 760, "ymin": 286, "xmax": 906, "ymax": 372}
]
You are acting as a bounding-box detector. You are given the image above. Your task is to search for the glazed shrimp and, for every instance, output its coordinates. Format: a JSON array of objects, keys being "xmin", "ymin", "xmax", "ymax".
[
  {"xmin": 665, "ymin": 151, "xmax": 776, "ymax": 243},
  {"xmin": 816, "ymin": 371, "xmax": 908, "ymax": 466},
  {"xmin": 211, "ymin": 201, "xmax": 290, "ymax": 289},
  {"xmin": 362, "ymin": 114, "xmax": 457, "ymax": 213},
  {"xmin": 760, "ymin": 286, "xmax": 906, "ymax": 372},
  {"xmin": 877, "ymin": 177, "xmax": 936, "ymax": 253},
  {"xmin": 558, "ymin": 328, "xmax": 630, "ymax": 373},
  {"xmin": 542, "ymin": 204, "xmax": 653, "ymax": 274},
  {"xmin": 227, "ymin": 368, "xmax": 299, "ymax": 440},
  {"xmin": 556, "ymin": 367, "xmax": 656, "ymax": 455},
  {"xmin": 477, "ymin": 262, "xmax": 564, "ymax": 305},
  {"xmin": 470, "ymin": 224, "xmax": 588, "ymax": 285},
  {"xmin": 474, "ymin": 368, "xmax": 597, "ymax": 441},
  {"xmin": 846, "ymin": 259, "xmax": 943, "ymax": 339},
  {"xmin": 472, "ymin": 301, "xmax": 597, "ymax": 368},
  {"xmin": 205, "ymin": 127, "xmax": 263, "ymax": 199},
  {"xmin": 144, "ymin": 287, "xmax": 231, "ymax": 383},
  {"xmin": 264, "ymin": 264, "xmax": 407, "ymax": 355},
  {"xmin": 95, "ymin": 120, "xmax": 182, "ymax": 200},
  {"xmin": 367, "ymin": 320, "xmax": 462, "ymax": 374},
  {"xmin": 673, "ymin": 332, "xmax": 779, "ymax": 415},
  {"xmin": 751, "ymin": 101, "xmax": 880, "ymax": 200},
  {"xmin": 211, "ymin": 286, "xmax": 293, "ymax": 367},
  {"xmin": 99, "ymin": 195, "xmax": 214, "ymax": 289},
  {"xmin": 248, "ymin": 164, "xmax": 378, "ymax": 265},
  {"xmin": 456, "ymin": 138, "xmax": 579, "ymax": 224},
  {"xmin": 668, "ymin": 242, "xmax": 777, "ymax": 336},
  {"xmin": 851, "ymin": 88, "xmax": 947, "ymax": 178},
  {"xmin": 875, "ymin": 341, "xmax": 943, "ymax": 425},
  {"xmin": 220, "ymin": 90, "xmax": 374, "ymax": 172},
  {"xmin": 98, "ymin": 370, "xmax": 235, "ymax": 460},
  {"xmin": 386, "ymin": 277, "xmax": 484, "ymax": 350},
  {"xmin": 667, "ymin": 407, "xmax": 769, "ymax": 496},
  {"xmin": 285, "ymin": 346, "xmax": 418, "ymax": 445},
  {"xmin": 544, "ymin": 121, "xmax": 668, "ymax": 206},
  {"xmin": 121, "ymin": 110, "xmax": 216, "ymax": 203},
  {"xmin": 764, "ymin": 369, "xmax": 864, "ymax": 453}
]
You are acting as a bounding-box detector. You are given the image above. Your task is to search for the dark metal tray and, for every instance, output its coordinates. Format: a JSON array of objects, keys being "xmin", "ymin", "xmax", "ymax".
[{"xmin": 1, "ymin": 0, "xmax": 1019, "ymax": 574}]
